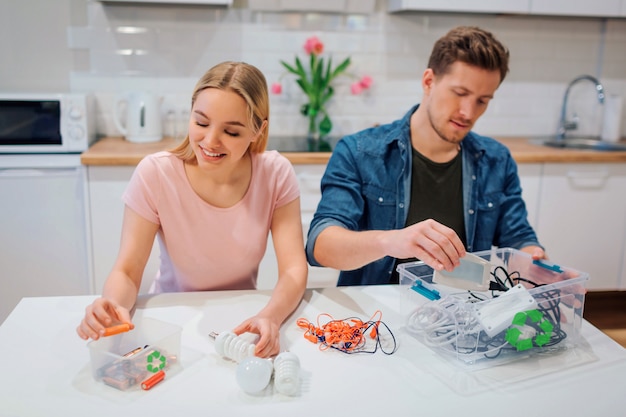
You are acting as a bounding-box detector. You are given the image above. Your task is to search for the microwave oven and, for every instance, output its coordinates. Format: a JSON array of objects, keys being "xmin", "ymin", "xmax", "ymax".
[{"xmin": 0, "ymin": 93, "xmax": 96, "ymax": 153}]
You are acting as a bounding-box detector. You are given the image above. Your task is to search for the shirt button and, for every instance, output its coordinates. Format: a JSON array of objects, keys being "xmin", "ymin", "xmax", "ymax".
[
  {"xmin": 487, "ymin": 202, "xmax": 493, "ymax": 208},
  {"xmin": 399, "ymin": 203, "xmax": 404, "ymax": 208},
  {"xmin": 472, "ymin": 175, "xmax": 476, "ymax": 181},
  {"xmin": 378, "ymin": 197, "xmax": 384, "ymax": 203},
  {"xmin": 468, "ymin": 209, "xmax": 475, "ymax": 215}
]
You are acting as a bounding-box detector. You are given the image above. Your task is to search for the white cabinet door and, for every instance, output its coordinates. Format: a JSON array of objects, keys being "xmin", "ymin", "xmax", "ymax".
[
  {"xmin": 535, "ymin": 163, "xmax": 626, "ymax": 290},
  {"xmin": 0, "ymin": 162, "xmax": 91, "ymax": 324},
  {"xmin": 529, "ymin": 0, "xmax": 622, "ymax": 16},
  {"xmin": 387, "ymin": 0, "xmax": 530, "ymax": 14},
  {"xmin": 518, "ymin": 163, "xmax": 542, "ymax": 230},
  {"xmin": 87, "ymin": 166, "xmax": 160, "ymax": 294}
]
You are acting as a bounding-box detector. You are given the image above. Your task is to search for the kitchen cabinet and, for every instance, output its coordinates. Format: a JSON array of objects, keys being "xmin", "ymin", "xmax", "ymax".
[
  {"xmin": 0, "ymin": 155, "xmax": 92, "ymax": 325},
  {"xmin": 518, "ymin": 163, "xmax": 542, "ymax": 229},
  {"xmin": 87, "ymin": 166, "xmax": 160, "ymax": 294},
  {"xmin": 387, "ymin": 0, "xmax": 530, "ymax": 14},
  {"xmin": 534, "ymin": 163, "xmax": 626, "ymax": 290},
  {"xmin": 528, "ymin": 0, "xmax": 622, "ymax": 17},
  {"xmin": 387, "ymin": 0, "xmax": 626, "ymax": 17},
  {"xmin": 247, "ymin": 0, "xmax": 376, "ymax": 14},
  {"xmin": 97, "ymin": 0, "xmax": 232, "ymax": 5}
]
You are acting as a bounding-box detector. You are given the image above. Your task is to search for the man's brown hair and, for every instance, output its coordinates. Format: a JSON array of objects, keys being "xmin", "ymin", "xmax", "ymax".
[{"xmin": 428, "ymin": 26, "xmax": 510, "ymax": 84}]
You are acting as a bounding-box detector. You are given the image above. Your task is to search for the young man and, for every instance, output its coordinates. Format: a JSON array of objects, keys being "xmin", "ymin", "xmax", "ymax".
[{"xmin": 306, "ymin": 26, "xmax": 545, "ymax": 286}]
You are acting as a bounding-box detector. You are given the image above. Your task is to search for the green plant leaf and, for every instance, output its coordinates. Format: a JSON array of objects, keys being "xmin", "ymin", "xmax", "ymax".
[
  {"xmin": 322, "ymin": 57, "xmax": 332, "ymax": 90},
  {"xmin": 295, "ymin": 57, "xmax": 312, "ymax": 94},
  {"xmin": 330, "ymin": 57, "xmax": 351, "ymax": 80},
  {"xmin": 281, "ymin": 60, "xmax": 301, "ymax": 77},
  {"xmin": 320, "ymin": 86, "xmax": 334, "ymax": 106}
]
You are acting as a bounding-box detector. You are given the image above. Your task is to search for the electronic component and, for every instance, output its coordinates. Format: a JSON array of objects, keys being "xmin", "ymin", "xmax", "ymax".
[
  {"xmin": 474, "ymin": 284, "xmax": 537, "ymax": 338},
  {"xmin": 433, "ymin": 253, "xmax": 491, "ymax": 291}
]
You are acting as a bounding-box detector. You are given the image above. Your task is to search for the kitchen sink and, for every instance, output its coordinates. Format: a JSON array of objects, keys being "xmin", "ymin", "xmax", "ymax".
[{"xmin": 532, "ymin": 137, "xmax": 626, "ymax": 151}]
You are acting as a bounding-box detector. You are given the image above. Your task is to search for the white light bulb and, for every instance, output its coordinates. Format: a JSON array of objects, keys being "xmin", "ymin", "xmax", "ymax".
[
  {"xmin": 214, "ymin": 331, "xmax": 257, "ymax": 362},
  {"xmin": 273, "ymin": 351, "xmax": 301, "ymax": 396},
  {"xmin": 236, "ymin": 356, "xmax": 273, "ymax": 394}
]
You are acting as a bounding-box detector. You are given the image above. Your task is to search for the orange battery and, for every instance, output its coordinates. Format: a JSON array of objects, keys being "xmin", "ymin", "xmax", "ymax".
[
  {"xmin": 141, "ymin": 370, "xmax": 165, "ymax": 390},
  {"xmin": 102, "ymin": 323, "xmax": 131, "ymax": 337}
]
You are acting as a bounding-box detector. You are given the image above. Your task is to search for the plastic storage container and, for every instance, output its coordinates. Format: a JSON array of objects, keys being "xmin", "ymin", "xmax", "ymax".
[
  {"xmin": 398, "ymin": 248, "xmax": 589, "ymax": 368},
  {"xmin": 88, "ymin": 317, "xmax": 182, "ymax": 391}
]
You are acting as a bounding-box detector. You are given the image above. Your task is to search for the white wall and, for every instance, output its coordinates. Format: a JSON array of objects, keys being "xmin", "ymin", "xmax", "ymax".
[{"xmin": 1, "ymin": 1, "xmax": 625, "ymax": 140}]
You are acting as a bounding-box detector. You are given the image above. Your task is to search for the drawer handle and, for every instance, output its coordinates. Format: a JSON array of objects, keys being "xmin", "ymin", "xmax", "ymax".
[{"xmin": 566, "ymin": 169, "xmax": 609, "ymax": 189}]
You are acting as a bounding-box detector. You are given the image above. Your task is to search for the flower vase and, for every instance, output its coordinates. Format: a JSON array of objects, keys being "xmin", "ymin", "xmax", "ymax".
[{"xmin": 306, "ymin": 114, "xmax": 332, "ymax": 152}]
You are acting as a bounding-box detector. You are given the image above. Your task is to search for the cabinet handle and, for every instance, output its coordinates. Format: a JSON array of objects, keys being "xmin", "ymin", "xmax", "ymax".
[
  {"xmin": 566, "ymin": 169, "xmax": 609, "ymax": 189},
  {"xmin": 0, "ymin": 167, "xmax": 80, "ymax": 178}
]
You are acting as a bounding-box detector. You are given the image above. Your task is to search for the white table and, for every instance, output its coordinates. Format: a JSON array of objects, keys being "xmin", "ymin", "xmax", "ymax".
[{"xmin": 1, "ymin": 286, "xmax": 625, "ymax": 417}]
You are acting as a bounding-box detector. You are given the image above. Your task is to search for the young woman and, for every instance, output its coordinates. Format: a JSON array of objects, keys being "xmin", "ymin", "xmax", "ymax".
[{"xmin": 77, "ymin": 62, "xmax": 307, "ymax": 357}]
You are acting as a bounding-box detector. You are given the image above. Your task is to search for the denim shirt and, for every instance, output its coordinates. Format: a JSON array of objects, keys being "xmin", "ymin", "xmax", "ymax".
[{"xmin": 305, "ymin": 104, "xmax": 541, "ymax": 286}]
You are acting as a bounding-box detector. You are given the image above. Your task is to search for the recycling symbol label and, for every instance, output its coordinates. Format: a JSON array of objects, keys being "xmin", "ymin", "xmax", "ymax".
[{"xmin": 146, "ymin": 350, "xmax": 167, "ymax": 373}]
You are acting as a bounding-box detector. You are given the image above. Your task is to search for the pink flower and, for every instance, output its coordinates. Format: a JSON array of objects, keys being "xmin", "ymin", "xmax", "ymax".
[
  {"xmin": 271, "ymin": 82, "xmax": 282, "ymax": 95},
  {"xmin": 350, "ymin": 81, "xmax": 364, "ymax": 95},
  {"xmin": 303, "ymin": 36, "xmax": 324, "ymax": 56},
  {"xmin": 359, "ymin": 75, "xmax": 373, "ymax": 89}
]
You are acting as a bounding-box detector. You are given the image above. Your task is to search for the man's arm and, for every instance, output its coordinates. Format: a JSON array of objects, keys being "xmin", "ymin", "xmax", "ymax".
[{"xmin": 313, "ymin": 220, "xmax": 466, "ymax": 273}]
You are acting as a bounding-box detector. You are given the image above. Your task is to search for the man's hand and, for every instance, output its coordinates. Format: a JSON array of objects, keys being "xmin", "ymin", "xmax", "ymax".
[{"xmin": 381, "ymin": 219, "xmax": 466, "ymax": 272}]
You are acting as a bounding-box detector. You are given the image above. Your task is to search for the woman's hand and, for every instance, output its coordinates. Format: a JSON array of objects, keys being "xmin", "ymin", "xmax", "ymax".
[
  {"xmin": 233, "ymin": 316, "xmax": 281, "ymax": 358},
  {"xmin": 76, "ymin": 297, "xmax": 134, "ymax": 341}
]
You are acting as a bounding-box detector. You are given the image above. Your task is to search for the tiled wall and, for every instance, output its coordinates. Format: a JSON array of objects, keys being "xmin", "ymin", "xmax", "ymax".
[{"xmin": 10, "ymin": 1, "xmax": 626, "ymax": 141}]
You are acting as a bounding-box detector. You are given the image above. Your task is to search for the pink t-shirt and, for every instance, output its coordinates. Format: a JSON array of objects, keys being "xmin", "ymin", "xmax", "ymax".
[{"xmin": 122, "ymin": 150, "xmax": 300, "ymax": 292}]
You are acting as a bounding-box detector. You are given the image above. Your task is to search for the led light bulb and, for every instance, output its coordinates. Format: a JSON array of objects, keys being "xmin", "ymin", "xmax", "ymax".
[
  {"xmin": 236, "ymin": 356, "xmax": 273, "ymax": 394},
  {"xmin": 273, "ymin": 351, "xmax": 300, "ymax": 396}
]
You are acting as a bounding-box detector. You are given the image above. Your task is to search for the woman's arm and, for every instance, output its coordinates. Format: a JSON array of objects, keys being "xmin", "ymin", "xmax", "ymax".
[
  {"xmin": 233, "ymin": 197, "xmax": 308, "ymax": 357},
  {"xmin": 76, "ymin": 205, "xmax": 158, "ymax": 340},
  {"xmin": 103, "ymin": 205, "xmax": 159, "ymax": 308}
]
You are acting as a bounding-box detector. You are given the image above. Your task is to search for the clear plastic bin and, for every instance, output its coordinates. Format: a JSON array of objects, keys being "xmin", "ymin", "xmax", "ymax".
[
  {"xmin": 88, "ymin": 317, "xmax": 182, "ymax": 390},
  {"xmin": 397, "ymin": 248, "xmax": 589, "ymax": 368}
]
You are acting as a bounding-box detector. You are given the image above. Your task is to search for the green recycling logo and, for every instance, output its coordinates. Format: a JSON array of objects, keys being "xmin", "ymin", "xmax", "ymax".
[
  {"xmin": 504, "ymin": 309, "xmax": 553, "ymax": 351},
  {"xmin": 146, "ymin": 350, "xmax": 167, "ymax": 373}
]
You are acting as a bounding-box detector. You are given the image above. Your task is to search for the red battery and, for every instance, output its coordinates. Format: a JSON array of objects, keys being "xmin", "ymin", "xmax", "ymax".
[{"xmin": 141, "ymin": 370, "xmax": 165, "ymax": 390}]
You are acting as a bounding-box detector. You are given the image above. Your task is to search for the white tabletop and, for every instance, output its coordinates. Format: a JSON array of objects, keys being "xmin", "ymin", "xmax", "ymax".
[{"xmin": 1, "ymin": 286, "xmax": 625, "ymax": 417}]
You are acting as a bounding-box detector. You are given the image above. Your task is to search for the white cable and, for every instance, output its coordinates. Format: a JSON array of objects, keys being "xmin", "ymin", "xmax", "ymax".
[{"xmin": 406, "ymin": 297, "xmax": 483, "ymax": 349}]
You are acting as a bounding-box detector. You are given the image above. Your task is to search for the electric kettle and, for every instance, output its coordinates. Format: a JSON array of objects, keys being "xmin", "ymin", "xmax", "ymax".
[{"xmin": 113, "ymin": 92, "xmax": 163, "ymax": 143}]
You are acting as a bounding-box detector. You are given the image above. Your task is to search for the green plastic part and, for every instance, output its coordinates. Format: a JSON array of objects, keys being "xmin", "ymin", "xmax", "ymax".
[{"xmin": 503, "ymin": 309, "xmax": 555, "ymax": 351}]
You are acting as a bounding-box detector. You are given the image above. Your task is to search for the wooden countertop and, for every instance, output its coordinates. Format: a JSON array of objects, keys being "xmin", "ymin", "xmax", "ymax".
[{"xmin": 81, "ymin": 136, "xmax": 626, "ymax": 166}]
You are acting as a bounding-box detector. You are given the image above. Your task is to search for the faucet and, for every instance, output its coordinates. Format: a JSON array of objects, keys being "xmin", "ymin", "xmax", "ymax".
[{"xmin": 557, "ymin": 75, "xmax": 605, "ymax": 141}]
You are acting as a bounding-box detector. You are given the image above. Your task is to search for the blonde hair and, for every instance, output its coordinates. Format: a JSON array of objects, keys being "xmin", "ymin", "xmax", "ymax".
[{"xmin": 170, "ymin": 61, "xmax": 270, "ymax": 162}]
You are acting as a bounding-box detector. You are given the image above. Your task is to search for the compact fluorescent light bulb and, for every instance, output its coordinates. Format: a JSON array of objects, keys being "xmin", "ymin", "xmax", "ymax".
[
  {"xmin": 273, "ymin": 352, "xmax": 301, "ymax": 396},
  {"xmin": 213, "ymin": 331, "xmax": 257, "ymax": 362}
]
